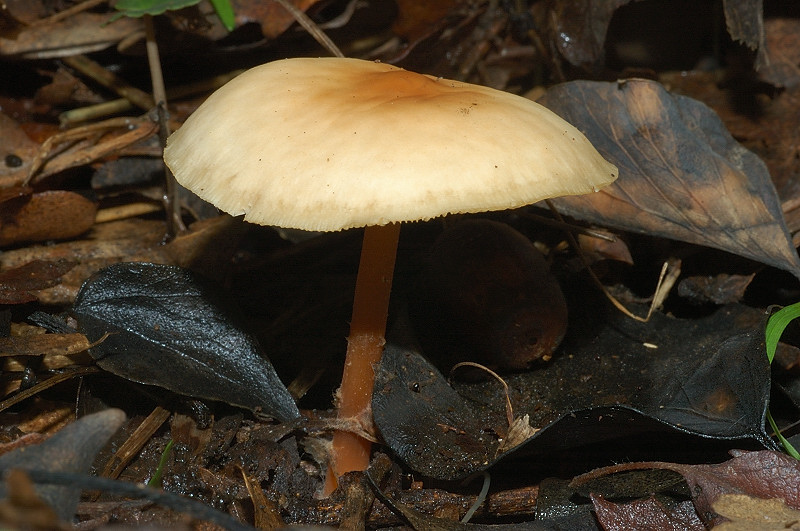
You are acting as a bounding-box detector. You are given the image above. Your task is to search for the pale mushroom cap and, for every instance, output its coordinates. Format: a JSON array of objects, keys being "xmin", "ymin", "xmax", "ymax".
[{"xmin": 164, "ymin": 57, "xmax": 618, "ymax": 231}]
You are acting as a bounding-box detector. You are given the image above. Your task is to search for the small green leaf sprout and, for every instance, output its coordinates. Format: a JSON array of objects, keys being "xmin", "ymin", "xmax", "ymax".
[
  {"xmin": 765, "ymin": 302, "xmax": 800, "ymax": 459},
  {"xmin": 147, "ymin": 439, "xmax": 175, "ymax": 488}
]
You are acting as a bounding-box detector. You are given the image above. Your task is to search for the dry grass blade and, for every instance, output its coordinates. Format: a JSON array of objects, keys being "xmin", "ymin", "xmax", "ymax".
[
  {"xmin": 450, "ymin": 361, "xmax": 513, "ymax": 427},
  {"xmin": 544, "ymin": 199, "xmax": 680, "ymax": 322}
]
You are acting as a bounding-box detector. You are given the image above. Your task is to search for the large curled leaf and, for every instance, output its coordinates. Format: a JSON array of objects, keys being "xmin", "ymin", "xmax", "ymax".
[
  {"xmin": 374, "ymin": 304, "xmax": 771, "ymax": 480},
  {"xmin": 73, "ymin": 262, "xmax": 299, "ymax": 421},
  {"xmin": 539, "ymin": 79, "xmax": 800, "ymax": 278}
]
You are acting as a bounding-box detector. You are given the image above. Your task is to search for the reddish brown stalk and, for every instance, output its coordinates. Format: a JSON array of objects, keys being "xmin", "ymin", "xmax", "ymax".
[{"xmin": 324, "ymin": 222, "xmax": 401, "ymax": 495}]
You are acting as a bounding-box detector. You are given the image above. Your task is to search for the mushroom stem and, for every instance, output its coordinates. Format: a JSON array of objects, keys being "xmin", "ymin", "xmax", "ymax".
[{"xmin": 325, "ymin": 222, "xmax": 401, "ymax": 495}]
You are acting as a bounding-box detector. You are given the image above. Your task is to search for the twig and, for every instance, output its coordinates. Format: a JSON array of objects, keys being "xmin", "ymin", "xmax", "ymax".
[
  {"xmin": 143, "ymin": 14, "xmax": 184, "ymax": 238},
  {"xmin": 31, "ymin": 0, "xmax": 106, "ymax": 26},
  {"xmin": 273, "ymin": 0, "xmax": 344, "ymax": 57},
  {"xmin": 62, "ymin": 55, "xmax": 154, "ymax": 110},
  {"xmin": 0, "ymin": 367, "xmax": 100, "ymax": 413}
]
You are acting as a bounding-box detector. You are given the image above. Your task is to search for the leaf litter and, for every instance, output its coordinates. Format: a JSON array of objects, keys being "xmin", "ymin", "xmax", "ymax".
[{"xmin": 1, "ymin": 0, "xmax": 799, "ymax": 528}]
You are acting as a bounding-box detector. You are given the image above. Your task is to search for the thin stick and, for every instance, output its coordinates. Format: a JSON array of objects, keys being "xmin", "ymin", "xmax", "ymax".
[
  {"xmin": 31, "ymin": 0, "xmax": 106, "ymax": 26},
  {"xmin": 143, "ymin": 14, "xmax": 184, "ymax": 238},
  {"xmin": 62, "ymin": 55, "xmax": 154, "ymax": 110},
  {"xmin": 273, "ymin": 0, "xmax": 344, "ymax": 57}
]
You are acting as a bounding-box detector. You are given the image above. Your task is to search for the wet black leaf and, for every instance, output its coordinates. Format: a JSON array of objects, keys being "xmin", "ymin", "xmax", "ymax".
[
  {"xmin": 483, "ymin": 303, "xmax": 772, "ymax": 446},
  {"xmin": 375, "ymin": 304, "xmax": 772, "ymax": 480},
  {"xmin": 73, "ymin": 262, "xmax": 299, "ymax": 421},
  {"xmin": 372, "ymin": 341, "xmax": 492, "ymax": 481}
]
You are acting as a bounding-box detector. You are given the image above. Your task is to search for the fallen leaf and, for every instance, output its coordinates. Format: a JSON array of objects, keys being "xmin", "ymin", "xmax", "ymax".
[
  {"xmin": 676, "ymin": 273, "xmax": 755, "ymax": 305},
  {"xmin": 760, "ymin": 18, "xmax": 800, "ymax": 88},
  {"xmin": 0, "ymin": 259, "xmax": 76, "ymax": 304},
  {"xmin": 723, "ymin": 0, "xmax": 768, "ymax": 70},
  {"xmin": 539, "ymin": 79, "xmax": 800, "ymax": 278},
  {"xmin": 0, "ymin": 469, "xmax": 66, "ymax": 530},
  {"xmin": 0, "ymin": 409, "xmax": 126, "ymax": 522},
  {"xmin": 72, "ymin": 262, "xmax": 300, "ymax": 421},
  {"xmin": 571, "ymin": 449, "xmax": 800, "ymax": 527},
  {"xmin": 577, "ymin": 231, "xmax": 634, "ymax": 265},
  {"xmin": 409, "ymin": 219, "xmax": 568, "ymax": 371},
  {"xmin": 0, "ymin": 332, "xmax": 92, "ymax": 371},
  {"xmin": 542, "ymin": 0, "xmax": 630, "ymax": 68},
  {"xmin": 231, "ymin": 0, "xmax": 320, "ymax": 39},
  {"xmin": 0, "ymin": 190, "xmax": 96, "ymax": 246},
  {"xmin": 590, "ymin": 493, "xmax": 705, "ymax": 531},
  {"xmin": 373, "ymin": 341, "xmax": 492, "ymax": 481},
  {"xmin": 713, "ymin": 493, "xmax": 800, "ymax": 530},
  {"xmin": 0, "ymin": 215, "xmax": 244, "ymax": 305},
  {"xmin": 0, "ymin": 113, "xmax": 40, "ymax": 187},
  {"xmin": 376, "ymin": 303, "xmax": 771, "ymax": 480},
  {"xmin": 0, "ymin": 12, "xmax": 142, "ymax": 59}
]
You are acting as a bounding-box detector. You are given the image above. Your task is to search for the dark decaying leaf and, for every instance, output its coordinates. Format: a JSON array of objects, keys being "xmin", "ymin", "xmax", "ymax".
[
  {"xmin": 723, "ymin": 0, "xmax": 767, "ymax": 69},
  {"xmin": 540, "ymin": 79, "xmax": 800, "ymax": 278},
  {"xmin": 409, "ymin": 219, "xmax": 568, "ymax": 372},
  {"xmin": 676, "ymin": 273, "xmax": 754, "ymax": 305},
  {"xmin": 375, "ymin": 304, "xmax": 771, "ymax": 480},
  {"xmin": 571, "ymin": 449, "xmax": 800, "ymax": 527},
  {"xmin": 0, "ymin": 112, "xmax": 40, "ymax": 187},
  {"xmin": 372, "ymin": 341, "xmax": 492, "ymax": 481},
  {"xmin": 500, "ymin": 303, "xmax": 772, "ymax": 444},
  {"xmin": 72, "ymin": 262, "xmax": 299, "ymax": 421},
  {"xmin": 544, "ymin": 0, "xmax": 766, "ymax": 70},
  {"xmin": 544, "ymin": 0, "xmax": 631, "ymax": 68},
  {"xmin": 760, "ymin": 18, "xmax": 800, "ymax": 88},
  {"xmin": 0, "ymin": 409, "xmax": 126, "ymax": 522}
]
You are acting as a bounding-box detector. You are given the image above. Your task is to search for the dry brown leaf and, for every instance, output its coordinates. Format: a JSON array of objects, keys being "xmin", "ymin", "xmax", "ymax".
[
  {"xmin": 0, "ymin": 12, "xmax": 142, "ymax": 59},
  {"xmin": 0, "ymin": 332, "xmax": 92, "ymax": 371},
  {"xmin": 539, "ymin": 78, "xmax": 800, "ymax": 278},
  {"xmin": 232, "ymin": 0, "xmax": 320, "ymax": 39},
  {"xmin": 0, "ymin": 190, "xmax": 96, "ymax": 247},
  {"xmin": 0, "ymin": 259, "xmax": 76, "ymax": 304},
  {"xmin": 572, "ymin": 450, "xmax": 800, "ymax": 527},
  {"xmin": 760, "ymin": 18, "xmax": 800, "ymax": 88},
  {"xmin": 578, "ymin": 231, "xmax": 634, "ymax": 265},
  {"xmin": 723, "ymin": 0, "xmax": 768, "ymax": 70},
  {"xmin": 0, "ymin": 113, "xmax": 41, "ymax": 187},
  {"xmin": 713, "ymin": 493, "xmax": 800, "ymax": 530},
  {"xmin": 0, "ymin": 215, "xmax": 245, "ymax": 305}
]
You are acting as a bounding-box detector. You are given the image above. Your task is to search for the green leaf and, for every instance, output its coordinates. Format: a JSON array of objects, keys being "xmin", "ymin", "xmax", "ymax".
[
  {"xmin": 765, "ymin": 301, "xmax": 800, "ymax": 363},
  {"xmin": 764, "ymin": 302, "xmax": 800, "ymax": 459},
  {"xmin": 209, "ymin": 0, "xmax": 235, "ymax": 31},
  {"xmin": 767, "ymin": 411, "xmax": 800, "ymax": 460},
  {"xmin": 114, "ymin": 0, "xmax": 201, "ymax": 18},
  {"xmin": 147, "ymin": 439, "xmax": 174, "ymax": 488},
  {"xmin": 113, "ymin": 0, "xmax": 235, "ymax": 31}
]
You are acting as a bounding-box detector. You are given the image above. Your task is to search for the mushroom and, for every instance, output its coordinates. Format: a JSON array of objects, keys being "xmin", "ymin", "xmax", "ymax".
[{"xmin": 163, "ymin": 57, "xmax": 618, "ymax": 494}]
